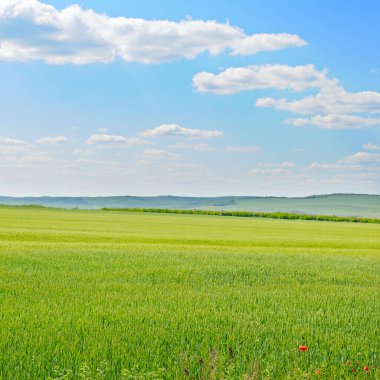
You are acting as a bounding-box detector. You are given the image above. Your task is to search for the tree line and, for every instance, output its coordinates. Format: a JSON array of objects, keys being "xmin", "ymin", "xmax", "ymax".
[{"xmin": 102, "ymin": 208, "xmax": 380, "ymax": 224}]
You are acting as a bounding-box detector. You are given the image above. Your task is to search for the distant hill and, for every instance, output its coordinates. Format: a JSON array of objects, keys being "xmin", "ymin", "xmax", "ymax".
[{"xmin": 0, "ymin": 194, "xmax": 379, "ymax": 218}]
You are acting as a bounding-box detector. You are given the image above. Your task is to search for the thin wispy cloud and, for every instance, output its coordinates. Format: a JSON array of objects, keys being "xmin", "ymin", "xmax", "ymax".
[
  {"xmin": 36, "ymin": 136, "xmax": 68, "ymax": 145},
  {"xmin": 250, "ymin": 161, "xmax": 295, "ymax": 175},
  {"xmin": 306, "ymin": 162, "xmax": 361, "ymax": 171},
  {"xmin": 257, "ymin": 87, "xmax": 380, "ymax": 115},
  {"xmin": 225, "ymin": 145, "xmax": 260, "ymax": 153},
  {"xmin": 86, "ymin": 134, "xmax": 149, "ymax": 147},
  {"xmin": 363, "ymin": 143, "xmax": 380, "ymax": 151},
  {"xmin": 0, "ymin": 136, "xmax": 26, "ymax": 146},
  {"xmin": 168, "ymin": 143, "xmax": 215, "ymax": 152},
  {"xmin": 284, "ymin": 114, "xmax": 380, "ymax": 130},
  {"xmin": 339, "ymin": 152, "xmax": 380, "ymax": 164},
  {"xmin": 19, "ymin": 153, "xmax": 55, "ymax": 163},
  {"xmin": 257, "ymin": 162, "xmax": 295, "ymax": 168},
  {"xmin": 72, "ymin": 149, "xmax": 92, "ymax": 156},
  {"xmin": 142, "ymin": 148, "xmax": 180, "ymax": 160},
  {"xmin": 140, "ymin": 124, "xmax": 223, "ymax": 139}
]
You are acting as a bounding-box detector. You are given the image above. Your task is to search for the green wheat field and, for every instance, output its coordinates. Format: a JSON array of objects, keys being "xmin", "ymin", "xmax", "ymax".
[{"xmin": 0, "ymin": 206, "xmax": 379, "ymax": 379}]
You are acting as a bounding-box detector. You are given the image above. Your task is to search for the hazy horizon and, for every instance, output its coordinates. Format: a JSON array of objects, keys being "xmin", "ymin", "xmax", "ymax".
[{"xmin": 1, "ymin": 193, "xmax": 380, "ymax": 199}]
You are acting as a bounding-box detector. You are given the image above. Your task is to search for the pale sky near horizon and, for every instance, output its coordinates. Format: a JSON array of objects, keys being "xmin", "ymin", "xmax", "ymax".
[{"xmin": 0, "ymin": 0, "xmax": 379, "ymax": 196}]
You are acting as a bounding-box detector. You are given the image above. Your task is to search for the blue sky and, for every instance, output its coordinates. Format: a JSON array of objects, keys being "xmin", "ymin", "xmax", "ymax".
[{"xmin": 0, "ymin": 0, "xmax": 379, "ymax": 196}]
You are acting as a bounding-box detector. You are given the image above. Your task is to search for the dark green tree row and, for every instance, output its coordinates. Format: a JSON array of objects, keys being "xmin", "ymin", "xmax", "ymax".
[{"xmin": 102, "ymin": 208, "xmax": 380, "ymax": 224}]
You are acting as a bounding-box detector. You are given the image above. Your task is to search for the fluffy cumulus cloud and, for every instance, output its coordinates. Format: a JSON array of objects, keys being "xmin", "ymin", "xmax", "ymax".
[
  {"xmin": 194, "ymin": 63, "xmax": 380, "ymax": 128},
  {"xmin": 86, "ymin": 133, "xmax": 148, "ymax": 146},
  {"xmin": 35, "ymin": 136, "xmax": 68, "ymax": 144},
  {"xmin": 140, "ymin": 124, "xmax": 223, "ymax": 139},
  {"xmin": 251, "ymin": 65, "xmax": 380, "ymax": 119},
  {"xmin": 0, "ymin": 0, "xmax": 306, "ymax": 64},
  {"xmin": 284, "ymin": 114, "xmax": 380, "ymax": 130},
  {"xmin": 193, "ymin": 64, "xmax": 334, "ymax": 94}
]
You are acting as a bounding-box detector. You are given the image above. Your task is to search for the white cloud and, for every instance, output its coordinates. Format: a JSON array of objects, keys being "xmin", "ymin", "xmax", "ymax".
[
  {"xmin": 231, "ymin": 33, "xmax": 307, "ymax": 56},
  {"xmin": 306, "ymin": 162, "xmax": 361, "ymax": 171},
  {"xmin": 363, "ymin": 143, "xmax": 380, "ymax": 151},
  {"xmin": 0, "ymin": 135, "xmax": 26, "ymax": 145},
  {"xmin": 140, "ymin": 124, "xmax": 223, "ymax": 139},
  {"xmin": 258, "ymin": 161, "xmax": 295, "ymax": 168},
  {"xmin": 304, "ymin": 150, "xmax": 380, "ymax": 173},
  {"xmin": 250, "ymin": 161, "xmax": 295, "ymax": 175},
  {"xmin": 225, "ymin": 145, "xmax": 260, "ymax": 153},
  {"xmin": 257, "ymin": 87, "xmax": 380, "ymax": 115},
  {"xmin": 250, "ymin": 168, "xmax": 284, "ymax": 175},
  {"xmin": 126, "ymin": 137, "xmax": 151, "ymax": 146},
  {"xmin": 194, "ymin": 63, "xmax": 380, "ymax": 118},
  {"xmin": 75, "ymin": 158, "xmax": 115, "ymax": 166},
  {"xmin": 284, "ymin": 114, "xmax": 380, "ymax": 130},
  {"xmin": 86, "ymin": 133, "xmax": 148, "ymax": 146},
  {"xmin": 168, "ymin": 143, "xmax": 215, "ymax": 152},
  {"xmin": 0, "ymin": 1, "xmax": 306, "ymax": 64},
  {"xmin": 339, "ymin": 152, "xmax": 380, "ymax": 164},
  {"xmin": 35, "ymin": 135, "xmax": 68, "ymax": 144},
  {"xmin": 20, "ymin": 152, "xmax": 54, "ymax": 163},
  {"xmin": 1, "ymin": 151, "xmax": 379, "ymax": 196},
  {"xmin": 142, "ymin": 148, "xmax": 180, "ymax": 159},
  {"xmin": 163, "ymin": 162, "xmax": 205, "ymax": 174},
  {"xmin": 86, "ymin": 134, "xmax": 128, "ymax": 145},
  {"xmin": 193, "ymin": 64, "xmax": 334, "ymax": 94},
  {"xmin": 72, "ymin": 149, "xmax": 91, "ymax": 156}
]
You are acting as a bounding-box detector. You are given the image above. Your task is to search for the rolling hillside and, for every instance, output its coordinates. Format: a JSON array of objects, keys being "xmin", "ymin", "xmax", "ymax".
[{"xmin": 0, "ymin": 194, "xmax": 379, "ymax": 217}]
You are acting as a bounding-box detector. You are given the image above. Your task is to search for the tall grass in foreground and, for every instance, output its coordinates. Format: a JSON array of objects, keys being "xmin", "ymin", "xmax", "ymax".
[{"xmin": 0, "ymin": 207, "xmax": 379, "ymax": 379}]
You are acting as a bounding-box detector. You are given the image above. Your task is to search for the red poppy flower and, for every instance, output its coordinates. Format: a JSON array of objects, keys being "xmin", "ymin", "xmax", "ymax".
[
  {"xmin": 315, "ymin": 369, "xmax": 321, "ymax": 375},
  {"xmin": 351, "ymin": 368, "xmax": 356, "ymax": 373},
  {"xmin": 299, "ymin": 345, "xmax": 307, "ymax": 352},
  {"xmin": 364, "ymin": 366, "xmax": 369, "ymax": 371}
]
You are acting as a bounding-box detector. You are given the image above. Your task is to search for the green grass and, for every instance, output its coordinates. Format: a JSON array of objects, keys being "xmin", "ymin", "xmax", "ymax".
[{"xmin": 0, "ymin": 206, "xmax": 379, "ymax": 379}]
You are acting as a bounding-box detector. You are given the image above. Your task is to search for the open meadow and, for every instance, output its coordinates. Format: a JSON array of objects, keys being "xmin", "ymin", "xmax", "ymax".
[{"xmin": 0, "ymin": 206, "xmax": 379, "ymax": 379}]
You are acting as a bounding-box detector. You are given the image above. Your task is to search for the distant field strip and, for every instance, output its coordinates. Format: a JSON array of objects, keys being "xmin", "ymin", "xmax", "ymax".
[
  {"xmin": 102, "ymin": 207, "xmax": 380, "ymax": 224},
  {"xmin": 0, "ymin": 207, "xmax": 379, "ymax": 379}
]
